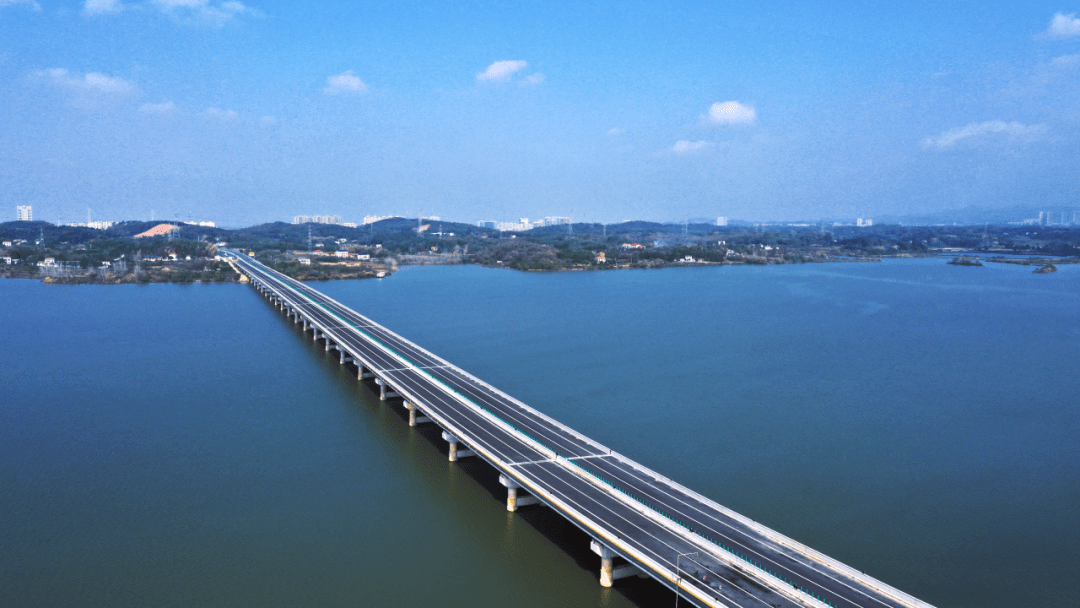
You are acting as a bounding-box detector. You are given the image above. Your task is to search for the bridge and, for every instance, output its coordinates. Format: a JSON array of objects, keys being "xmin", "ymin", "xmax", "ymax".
[{"xmin": 224, "ymin": 250, "xmax": 937, "ymax": 608}]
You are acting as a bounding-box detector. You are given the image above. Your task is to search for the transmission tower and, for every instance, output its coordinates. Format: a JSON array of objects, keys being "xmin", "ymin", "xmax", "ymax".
[{"xmin": 308, "ymin": 226, "xmax": 313, "ymax": 253}]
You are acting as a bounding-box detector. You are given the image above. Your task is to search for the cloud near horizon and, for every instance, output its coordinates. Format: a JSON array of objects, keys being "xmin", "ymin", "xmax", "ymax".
[
  {"xmin": 323, "ymin": 70, "xmax": 367, "ymax": 95},
  {"xmin": 707, "ymin": 101, "xmax": 756, "ymax": 125},
  {"xmin": 139, "ymin": 100, "xmax": 176, "ymax": 114},
  {"xmin": 83, "ymin": 0, "xmax": 258, "ymax": 25},
  {"xmin": 2, "ymin": 0, "xmax": 41, "ymax": 10},
  {"xmin": 923, "ymin": 120, "xmax": 1047, "ymax": 148},
  {"xmin": 1045, "ymin": 12, "xmax": 1080, "ymax": 39},
  {"xmin": 477, "ymin": 60, "xmax": 527, "ymax": 82},
  {"xmin": 38, "ymin": 68, "xmax": 140, "ymax": 97},
  {"xmin": 83, "ymin": 0, "xmax": 122, "ymax": 14},
  {"xmin": 671, "ymin": 140, "xmax": 713, "ymax": 154},
  {"xmin": 203, "ymin": 107, "xmax": 238, "ymax": 120}
]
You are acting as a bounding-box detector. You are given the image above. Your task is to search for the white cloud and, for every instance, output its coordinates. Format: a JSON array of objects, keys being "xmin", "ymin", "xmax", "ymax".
[
  {"xmin": 524, "ymin": 72, "xmax": 545, "ymax": 85},
  {"xmin": 923, "ymin": 120, "xmax": 1048, "ymax": 148},
  {"xmin": 203, "ymin": 107, "xmax": 238, "ymax": 120},
  {"xmin": 1045, "ymin": 12, "xmax": 1080, "ymax": 39},
  {"xmin": 671, "ymin": 140, "xmax": 713, "ymax": 154},
  {"xmin": 477, "ymin": 60, "xmax": 527, "ymax": 82},
  {"xmin": 151, "ymin": 0, "xmax": 256, "ymax": 26},
  {"xmin": 323, "ymin": 70, "xmax": 367, "ymax": 95},
  {"xmin": 139, "ymin": 100, "xmax": 176, "ymax": 114},
  {"xmin": 1051, "ymin": 54, "xmax": 1080, "ymax": 69},
  {"xmin": 1, "ymin": 0, "xmax": 41, "ymax": 10},
  {"xmin": 38, "ymin": 68, "xmax": 140, "ymax": 97},
  {"xmin": 83, "ymin": 0, "xmax": 123, "ymax": 14},
  {"xmin": 706, "ymin": 101, "xmax": 756, "ymax": 125},
  {"xmin": 607, "ymin": 128, "xmax": 624, "ymax": 136}
]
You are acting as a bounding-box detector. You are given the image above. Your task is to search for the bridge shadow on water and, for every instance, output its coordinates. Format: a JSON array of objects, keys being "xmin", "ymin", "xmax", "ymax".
[{"xmin": 268, "ymin": 299, "xmax": 677, "ymax": 608}]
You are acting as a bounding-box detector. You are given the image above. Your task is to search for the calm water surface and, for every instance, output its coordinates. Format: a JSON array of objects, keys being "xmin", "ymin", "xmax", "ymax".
[{"xmin": 2, "ymin": 259, "xmax": 1078, "ymax": 608}]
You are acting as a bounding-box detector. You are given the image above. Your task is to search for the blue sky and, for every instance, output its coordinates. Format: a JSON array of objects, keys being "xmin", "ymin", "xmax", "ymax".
[{"xmin": 2, "ymin": 1, "xmax": 1079, "ymax": 225}]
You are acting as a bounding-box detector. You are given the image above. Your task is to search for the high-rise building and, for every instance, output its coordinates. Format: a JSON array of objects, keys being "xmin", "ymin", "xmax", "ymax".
[
  {"xmin": 856, "ymin": 218, "xmax": 873, "ymax": 227},
  {"xmin": 293, "ymin": 215, "xmax": 340, "ymax": 225},
  {"xmin": 716, "ymin": 217, "xmax": 728, "ymax": 226},
  {"xmin": 16, "ymin": 206, "xmax": 32, "ymax": 222},
  {"xmin": 1039, "ymin": 211, "xmax": 1049, "ymax": 226}
]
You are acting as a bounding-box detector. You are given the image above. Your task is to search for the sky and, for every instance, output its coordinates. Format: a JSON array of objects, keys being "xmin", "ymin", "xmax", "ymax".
[{"xmin": 1, "ymin": 1, "xmax": 1079, "ymax": 226}]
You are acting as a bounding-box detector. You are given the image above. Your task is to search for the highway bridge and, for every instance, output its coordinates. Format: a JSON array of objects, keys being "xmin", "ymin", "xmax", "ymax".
[{"xmin": 224, "ymin": 250, "xmax": 937, "ymax": 608}]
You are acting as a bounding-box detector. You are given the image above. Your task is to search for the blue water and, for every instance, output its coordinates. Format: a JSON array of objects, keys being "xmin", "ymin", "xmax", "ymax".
[{"xmin": 2, "ymin": 259, "xmax": 1078, "ymax": 607}]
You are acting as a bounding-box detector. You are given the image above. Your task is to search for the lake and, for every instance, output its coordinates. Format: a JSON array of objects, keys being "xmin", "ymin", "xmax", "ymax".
[{"xmin": 2, "ymin": 258, "xmax": 1077, "ymax": 608}]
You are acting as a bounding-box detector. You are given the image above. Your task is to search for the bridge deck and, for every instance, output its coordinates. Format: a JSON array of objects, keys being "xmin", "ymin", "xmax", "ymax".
[{"xmin": 226, "ymin": 251, "xmax": 935, "ymax": 608}]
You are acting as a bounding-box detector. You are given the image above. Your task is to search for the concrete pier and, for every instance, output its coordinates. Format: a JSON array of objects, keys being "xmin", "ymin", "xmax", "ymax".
[
  {"xmin": 375, "ymin": 378, "xmax": 401, "ymax": 400},
  {"xmin": 442, "ymin": 431, "xmax": 476, "ymax": 461},
  {"xmin": 590, "ymin": 540, "xmax": 641, "ymax": 587},
  {"xmin": 404, "ymin": 403, "xmax": 432, "ymax": 425},
  {"xmin": 592, "ymin": 540, "xmax": 615, "ymax": 587},
  {"xmin": 499, "ymin": 474, "xmax": 539, "ymax": 512}
]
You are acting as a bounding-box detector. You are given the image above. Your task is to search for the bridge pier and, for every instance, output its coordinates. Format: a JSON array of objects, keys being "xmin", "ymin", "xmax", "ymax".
[
  {"xmin": 339, "ymin": 350, "xmax": 353, "ymax": 364},
  {"xmin": 442, "ymin": 431, "xmax": 476, "ymax": 461},
  {"xmin": 589, "ymin": 541, "xmax": 641, "ymax": 587},
  {"xmin": 358, "ymin": 365, "xmax": 376, "ymax": 380},
  {"xmin": 327, "ymin": 341, "xmax": 338, "ymax": 353},
  {"xmin": 499, "ymin": 474, "xmax": 539, "ymax": 512},
  {"xmin": 404, "ymin": 402, "xmax": 432, "ymax": 426},
  {"xmin": 375, "ymin": 378, "xmax": 400, "ymax": 400}
]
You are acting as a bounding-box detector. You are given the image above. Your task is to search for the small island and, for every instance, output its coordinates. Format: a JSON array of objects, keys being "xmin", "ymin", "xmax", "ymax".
[{"xmin": 948, "ymin": 256, "xmax": 984, "ymax": 267}]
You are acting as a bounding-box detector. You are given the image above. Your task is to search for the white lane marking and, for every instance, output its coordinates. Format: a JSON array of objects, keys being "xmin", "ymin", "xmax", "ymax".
[
  {"xmin": 515, "ymin": 462, "xmax": 774, "ymax": 608},
  {"xmin": 590, "ymin": 457, "xmax": 887, "ymax": 608},
  {"xmin": 241, "ymin": 258, "xmax": 559, "ymax": 464}
]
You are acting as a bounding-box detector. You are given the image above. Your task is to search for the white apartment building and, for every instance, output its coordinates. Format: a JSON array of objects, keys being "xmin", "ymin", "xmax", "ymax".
[
  {"xmin": 293, "ymin": 215, "xmax": 341, "ymax": 225},
  {"xmin": 17, "ymin": 206, "xmax": 32, "ymax": 221}
]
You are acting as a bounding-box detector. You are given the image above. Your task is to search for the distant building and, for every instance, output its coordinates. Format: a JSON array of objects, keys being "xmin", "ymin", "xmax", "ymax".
[
  {"xmin": 293, "ymin": 215, "xmax": 340, "ymax": 225},
  {"xmin": 1039, "ymin": 211, "xmax": 1049, "ymax": 226},
  {"xmin": 16, "ymin": 206, "xmax": 31, "ymax": 222},
  {"xmin": 535, "ymin": 216, "xmax": 570, "ymax": 227},
  {"xmin": 298, "ymin": 258, "xmax": 311, "ymax": 265},
  {"xmin": 184, "ymin": 221, "xmax": 216, "ymax": 227},
  {"xmin": 478, "ymin": 220, "xmax": 497, "ymax": 229},
  {"xmin": 67, "ymin": 221, "xmax": 115, "ymax": 230},
  {"xmin": 342, "ymin": 222, "xmax": 358, "ymax": 228},
  {"xmin": 621, "ymin": 243, "xmax": 645, "ymax": 249},
  {"xmin": 496, "ymin": 220, "xmax": 529, "ymax": 232},
  {"xmin": 595, "ymin": 252, "xmax": 606, "ymax": 263},
  {"xmin": 716, "ymin": 217, "xmax": 728, "ymax": 227},
  {"xmin": 335, "ymin": 251, "xmax": 350, "ymax": 258},
  {"xmin": 362, "ymin": 215, "xmax": 397, "ymax": 225},
  {"xmin": 856, "ymin": 218, "xmax": 873, "ymax": 227}
]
